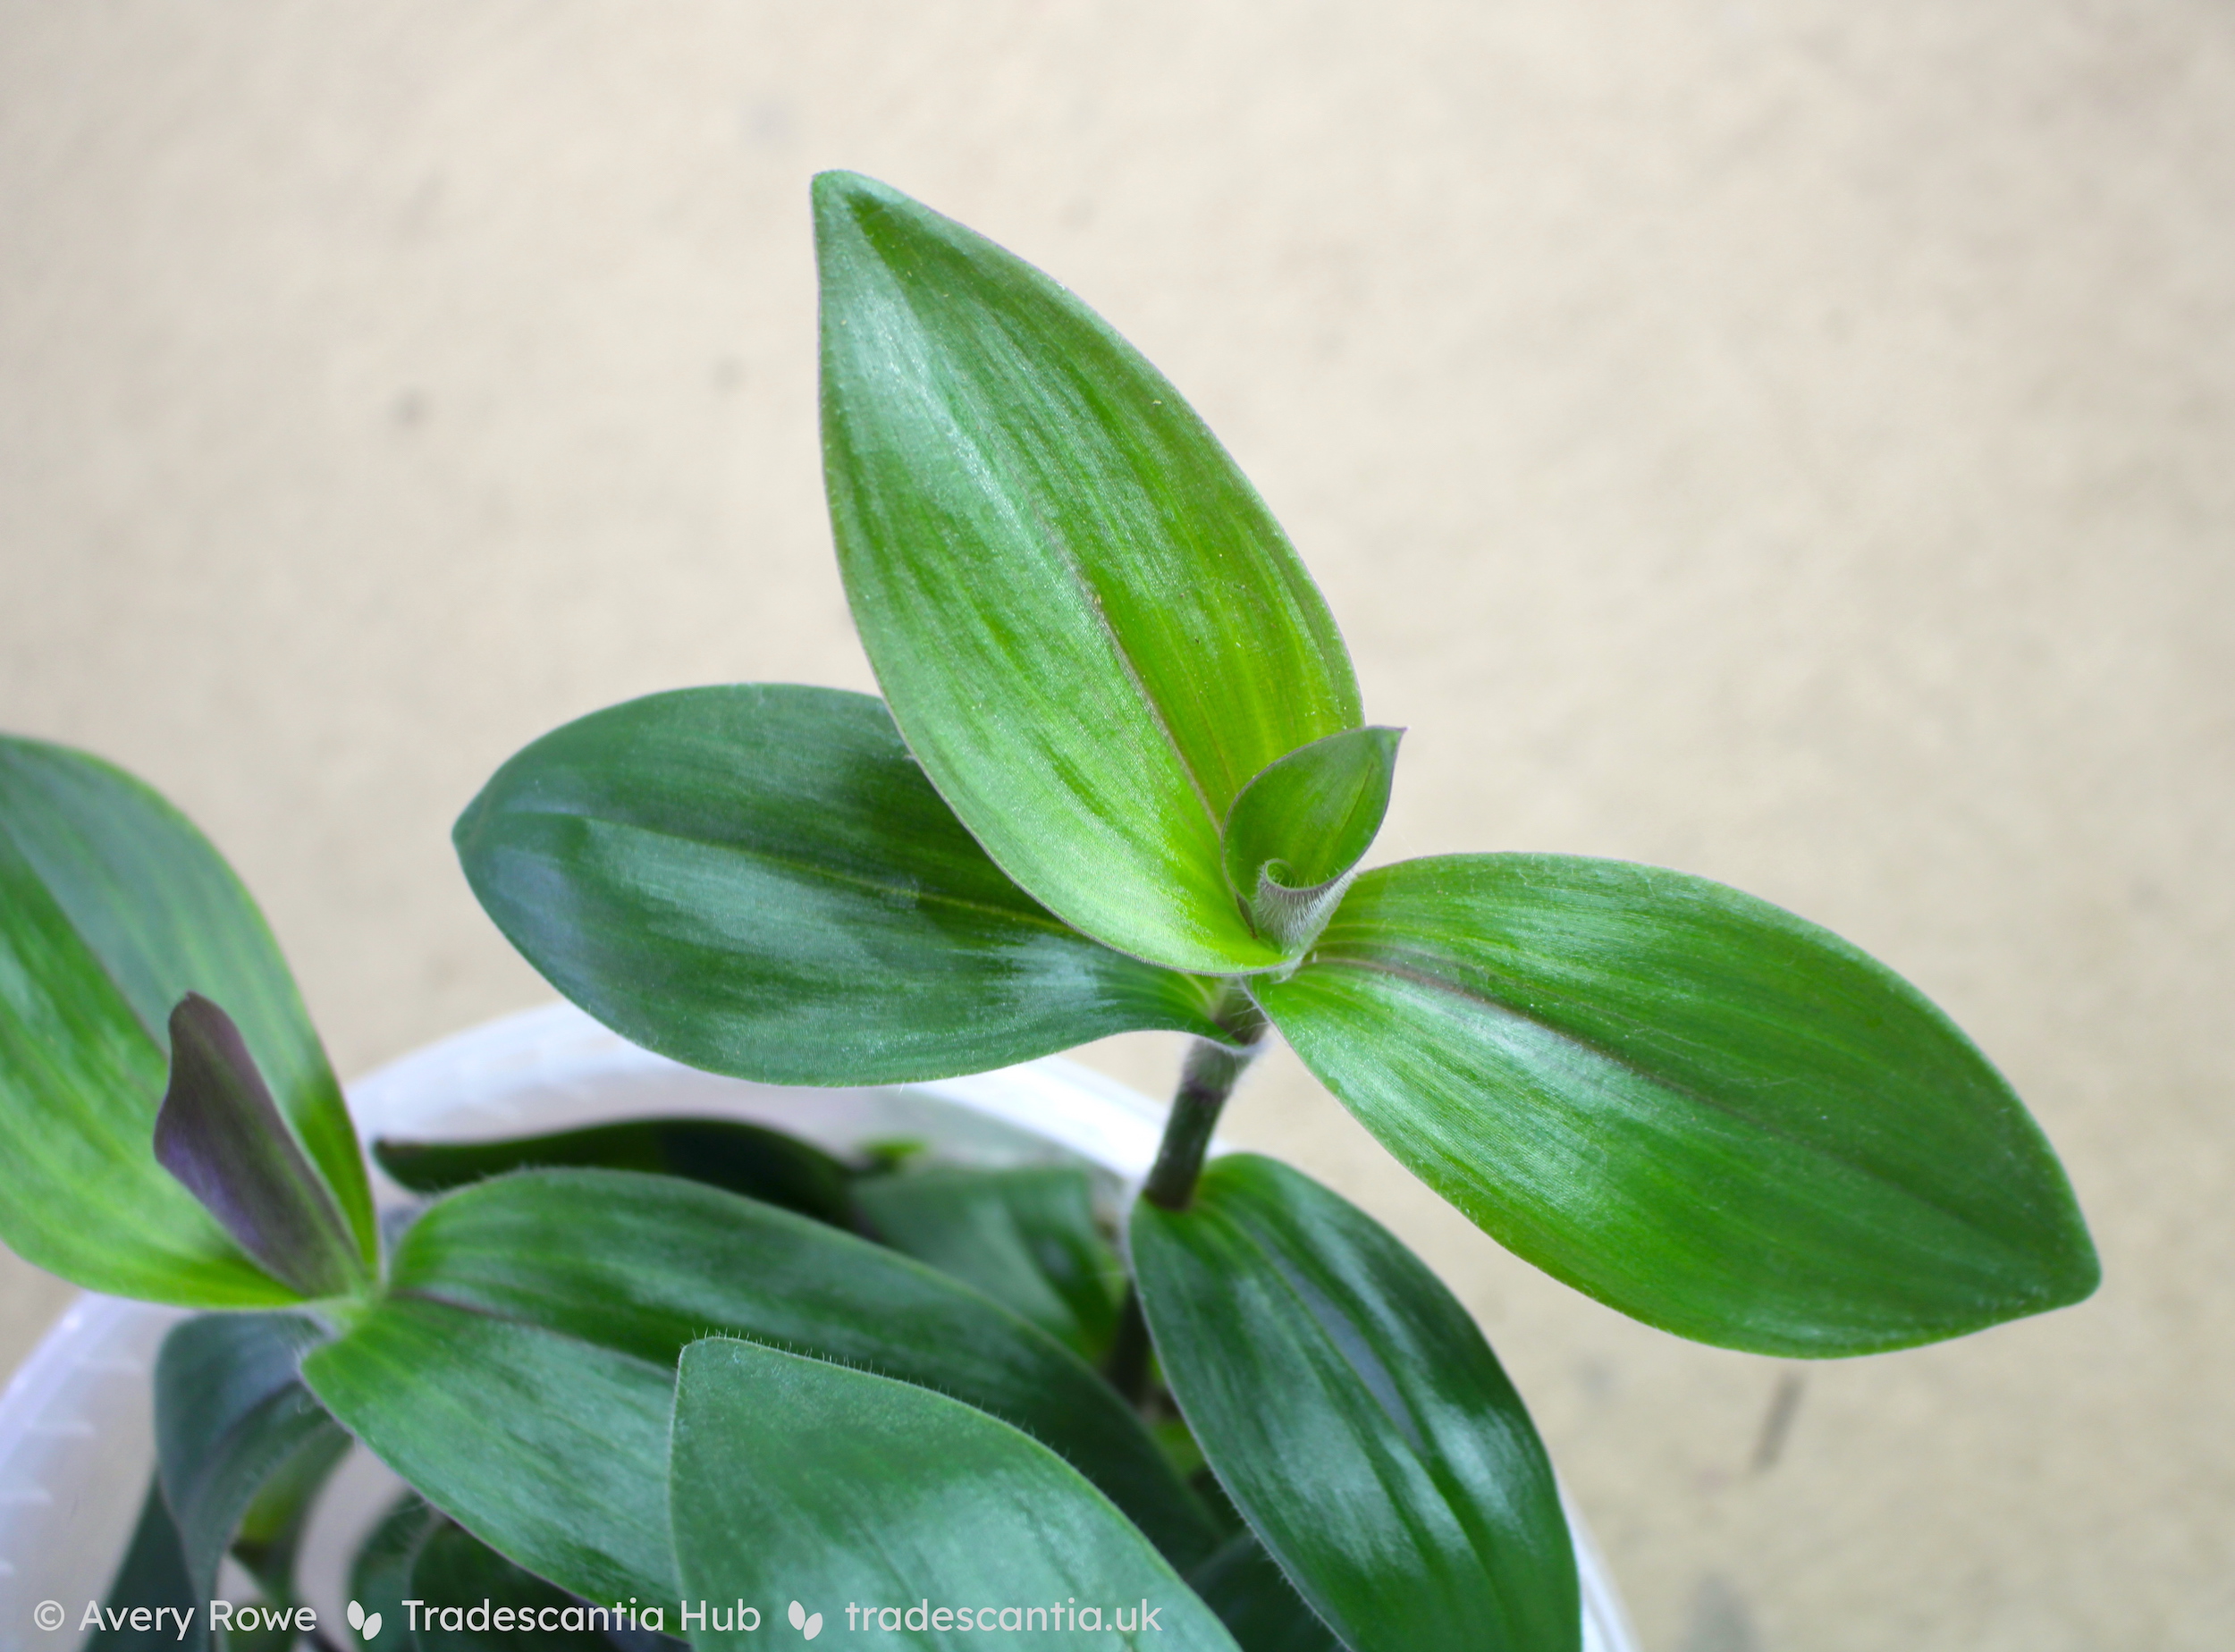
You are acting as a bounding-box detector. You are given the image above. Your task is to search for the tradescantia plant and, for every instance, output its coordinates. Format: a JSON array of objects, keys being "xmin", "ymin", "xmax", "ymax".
[{"xmin": 0, "ymin": 173, "xmax": 2096, "ymax": 1652}]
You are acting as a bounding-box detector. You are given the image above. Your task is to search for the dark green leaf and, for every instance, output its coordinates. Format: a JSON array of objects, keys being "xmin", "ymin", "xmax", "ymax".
[
  {"xmin": 350, "ymin": 1493, "xmax": 447, "ymax": 1649},
  {"xmin": 302, "ymin": 1296, "xmax": 679, "ymax": 1605},
  {"xmin": 1187, "ymin": 1532, "xmax": 1342, "ymax": 1652},
  {"xmin": 853, "ymin": 1165, "xmax": 1123, "ymax": 1357},
  {"xmin": 1256, "ymin": 854, "xmax": 2100, "ymax": 1354},
  {"xmin": 1221, "ymin": 727, "xmax": 1403, "ymax": 952},
  {"xmin": 86, "ymin": 1479, "xmax": 205, "ymax": 1652},
  {"xmin": 408, "ymin": 1524, "xmax": 616, "ymax": 1650},
  {"xmin": 227, "ymin": 1415, "xmax": 350, "ymax": 1606},
  {"xmin": 375, "ymin": 1115, "xmax": 858, "ymax": 1229},
  {"xmin": 454, "ymin": 684, "xmax": 1225, "ymax": 1083},
  {"xmin": 155, "ymin": 1311, "xmax": 346, "ymax": 1601},
  {"xmin": 1134, "ymin": 1154, "xmax": 1577, "ymax": 1652},
  {"xmin": 668, "ymin": 1337, "xmax": 1243, "ymax": 1651},
  {"xmin": 156, "ymin": 998, "xmax": 368, "ymax": 1299},
  {"xmin": 815, "ymin": 171, "xmax": 1360, "ymax": 974},
  {"xmin": 383, "ymin": 1168, "xmax": 1213, "ymax": 1568},
  {"xmin": 0, "ymin": 738, "xmax": 375, "ymax": 1303}
]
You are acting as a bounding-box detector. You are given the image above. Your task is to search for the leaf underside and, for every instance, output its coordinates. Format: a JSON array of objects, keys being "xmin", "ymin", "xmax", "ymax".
[{"xmin": 0, "ymin": 737, "xmax": 375, "ymax": 1303}]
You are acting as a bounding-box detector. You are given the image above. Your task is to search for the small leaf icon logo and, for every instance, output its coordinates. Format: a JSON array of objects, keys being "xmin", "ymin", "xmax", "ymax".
[
  {"xmin": 788, "ymin": 1600, "xmax": 822, "ymax": 1640},
  {"xmin": 346, "ymin": 1601, "xmax": 384, "ymax": 1640}
]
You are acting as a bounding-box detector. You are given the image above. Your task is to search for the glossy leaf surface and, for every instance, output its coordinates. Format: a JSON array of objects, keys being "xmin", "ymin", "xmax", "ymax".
[
  {"xmin": 155, "ymin": 1311, "xmax": 346, "ymax": 1600},
  {"xmin": 1221, "ymin": 727, "xmax": 1402, "ymax": 952},
  {"xmin": 382, "ymin": 1168, "xmax": 1211, "ymax": 1567},
  {"xmin": 0, "ymin": 738, "xmax": 375, "ymax": 1302},
  {"xmin": 303, "ymin": 1296, "xmax": 679, "ymax": 1603},
  {"xmin": 670, "ymin": 1337, "xmax": 1242, "ymax": 1651},
  {"xmin": 456, "ymin": 684, "xmax": 1223, "ymax": 1083},
  {"xmin": 1187, "ymin": 1532, "xmax": 1341, "ymax": 1652},
  {"xmin": 816, "ymin": 171, "xmax": 1360, "ymax": 973},
  {"xmin": 1257, "ymin": 854, "xmax": 2100, "ymax": 1354},
  {"xmin": 1134, "ymin": 1154, "xmax": 1577, "ymax": 1652},
  {"xmin": 155, "ymin": 997, "xmax": 368, "ymax": 1299},
  {"xmin": 376, "ymin": 1115, "xmax": 858, "ymax": 1229},
  {"xmin": 853, "ymin": 1165, "xmax": 1123, "ymax": 1357}
]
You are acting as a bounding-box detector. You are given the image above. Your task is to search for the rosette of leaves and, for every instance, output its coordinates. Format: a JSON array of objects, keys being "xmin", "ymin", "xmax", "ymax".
[{"xmin": 0, "ymin": 173, "xmax": 2095, "ymax": 1652}]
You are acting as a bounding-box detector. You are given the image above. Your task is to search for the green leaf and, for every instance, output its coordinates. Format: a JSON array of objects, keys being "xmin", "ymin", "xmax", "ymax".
[
  {"xmin": 669, "ymin": 1337, "xmax": 1243, "ymax": 1651},
  {"xmin": 381, "ymin": 1167, "xmax": 1214, "ymax": 1569},
  {"xmin": 815, "ymin": 171, "xmax": 1361, "ymax": 974},
  {"xmin": 853, "ymin": 1165, "xmax": 1124, "ymax": 1358},
  {"xmin": 454, "ymin": 684, "xmax": 1226, "ymax": 1083},
  {"xmin": 1255, "ymin": 854, "xmax": 2101, "ymax": 1354},
  {"xmin": 1133, "ymin": 1154, "xmax": 1577, "ymax": 1652},
  {"xmin": 302, "ymin": 1295, "xmax": 679, "ymax": 1604},
  {"xmin": 86, "ymin": 1479, "xmax": 205, "ymax": 1652},
  {"xmin": 0, "ymin": 738, "xmax": 375, "ymax": 1303},
  {"xmin": 375, "ymin": 1115, "xmax": 859, "ymax": 1229},
  {"xmin": 350, "ymin": 1493, "xmax": 447, "ymax": 1648},
  {"xmin": 1221, "ymin": 727, "xmax": 1403, "ymax": 952},
  {"xmin": 155, "ymin": 1311, "xmax": 348, "ymax": 1601},
  {"xmin": 408, "ymin": 1524, "xmax": 620, "ymax": 1650},
  {"xmin": 1186, "ymin": 1532, "xmax": 1341, "ymax": 1652},
  {"xmin": 156, "ymin": 997, "xmax": 369, "ymax": 1299}
]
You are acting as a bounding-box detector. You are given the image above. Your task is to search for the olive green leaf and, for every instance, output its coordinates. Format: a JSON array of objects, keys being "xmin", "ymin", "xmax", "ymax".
[
  {"xmin": 1221, "ymin": 726, "xmax": 1403, "ymax": 952},
  {"xmin": 154, "ymin": 1311, "xmax": 347, "ymax": 1602},
  {"xmin": 669, "ymin": 1337, "xmax": 1243, "ymax": 1651},
  {"xmin": 375, "ymin": 1115, "xmax": 858, "ymax": 1229},
  {"xmin": 382, "ymin": 1167, "xmax": 1214, "ymax": 1569},
  {"xmin": 1254, "ymin": 854, "xmax": 2101, "ymax": 1354},
  {"xmin": 455, "ymin": 684, "xmax": 1226, "ymax": 1083},
  {"xmin": 1134, "ymin": 1154, "xmax": 1577, "ymax": 1652},
  {"xmin": 815, "ymin": 170, "xmax": 1362, "ymax": 974},
  {"xmin": 0, "ymin": 737, "xmax": 375, "ymax": 1303},
  {"xmin": 156, "ymin": 997, "xmax": 369, "ymax": 1300},
  {"xmin": 853, "ymin": 1165, "xmax": 1124, "ymax": 1359}
]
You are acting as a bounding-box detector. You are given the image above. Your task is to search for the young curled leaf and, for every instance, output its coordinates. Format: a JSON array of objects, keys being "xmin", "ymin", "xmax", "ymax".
[
  {"xmin": 1221, "ymin": 726, "xmax": 1402, "ymax": 952},
  {"xmin": 0, "ymin": 737, "xmax": 375, "ymax": 1306},
  {"xmin": 816, "ymin": 171, "xmax": 1362, "ymax": 974},
  {"xmin": 156, "ymin": 996, "xmax": 369, "ymax": 1300}
]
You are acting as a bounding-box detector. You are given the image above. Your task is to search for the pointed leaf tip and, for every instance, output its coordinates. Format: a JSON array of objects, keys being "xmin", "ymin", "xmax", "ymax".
[
  {"xmin": 1222, "ymin": 726, "xmax": 1403, "ymax": 951},
  {"xmin": 1257, "ymin": 854, "xmax": 2100, "ymax": 1354},
  {"xmin": 814, "ymin": 173, "xmax": 1361, "ymax": 972},
  {"xmin": 156, "ymin": 994, "xmax": 367, "ymax": 1300}
]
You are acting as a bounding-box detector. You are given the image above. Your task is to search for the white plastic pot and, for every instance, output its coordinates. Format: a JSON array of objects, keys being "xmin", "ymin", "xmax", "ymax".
[{"xmin": 0, "ymin": 1002, "xmax": 1638, "ymax": 1652}]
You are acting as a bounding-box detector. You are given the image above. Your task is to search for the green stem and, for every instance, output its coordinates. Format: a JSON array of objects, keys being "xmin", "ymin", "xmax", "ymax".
[{"xmin": 1105, "ymin": 984, "xmax": 1268, "ymax": 1404}]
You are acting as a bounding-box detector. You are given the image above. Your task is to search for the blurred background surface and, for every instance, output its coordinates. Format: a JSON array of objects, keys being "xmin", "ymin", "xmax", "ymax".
[{"xmin": 3, "ymin": 5, "xmax": 2228, "ymax": 1647}]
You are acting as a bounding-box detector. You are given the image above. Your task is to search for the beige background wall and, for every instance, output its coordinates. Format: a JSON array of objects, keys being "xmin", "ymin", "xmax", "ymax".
[{"xmin": 3, "ymin": 5, "xmax": 2228, "ymax": 1648}]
